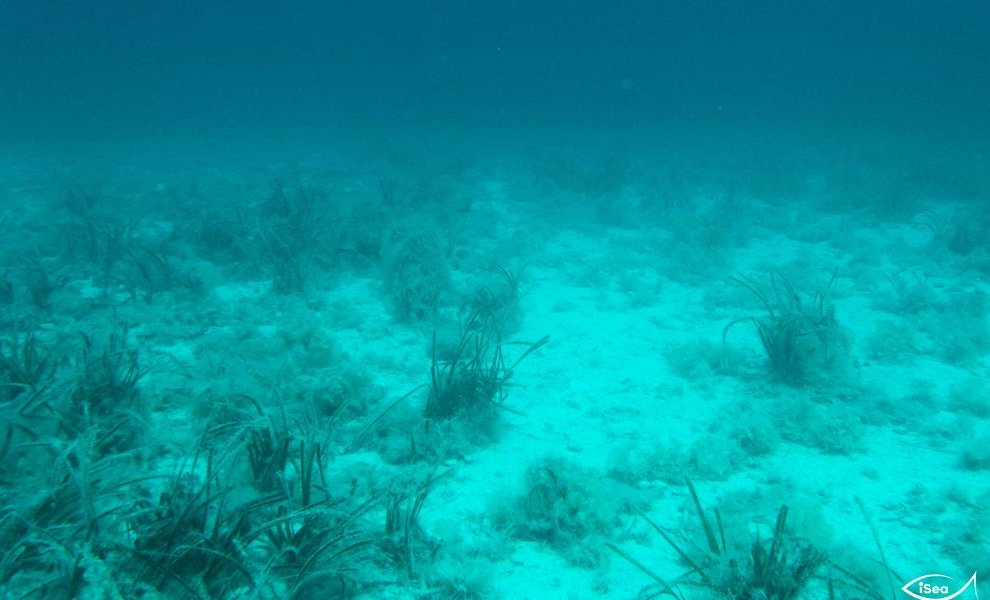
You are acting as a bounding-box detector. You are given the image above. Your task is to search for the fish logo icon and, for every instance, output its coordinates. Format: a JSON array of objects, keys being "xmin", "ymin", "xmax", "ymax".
[{"xmin": 901, "ymin": 573, "xmax": 979, "ymax": 600}]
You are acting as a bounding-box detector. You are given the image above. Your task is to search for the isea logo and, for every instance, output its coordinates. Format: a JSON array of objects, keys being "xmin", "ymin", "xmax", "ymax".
[{"xmin": 901, "ymin": 573, "xmax": 978, "ymax": 600}]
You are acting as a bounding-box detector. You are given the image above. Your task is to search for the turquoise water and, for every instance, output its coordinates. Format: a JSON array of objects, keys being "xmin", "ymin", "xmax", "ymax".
[{"xmin": 1, "ymin": 2, "xmax": 988, "ymax": 598}]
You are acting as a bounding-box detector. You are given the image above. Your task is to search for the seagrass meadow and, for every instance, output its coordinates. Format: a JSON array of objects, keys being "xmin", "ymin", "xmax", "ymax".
[{"xmin": 1, "ymin": 2, "xmax": 989, "ymax": 599}]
